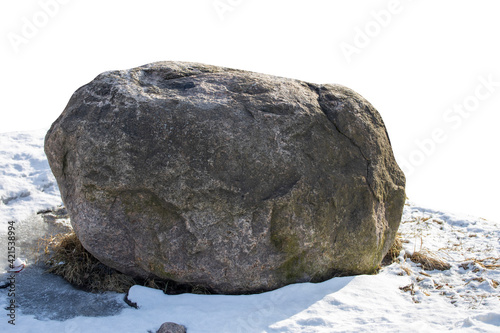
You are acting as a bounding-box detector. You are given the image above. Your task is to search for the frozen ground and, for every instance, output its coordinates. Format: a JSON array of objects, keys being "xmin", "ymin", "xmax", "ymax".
[{"xmin": 0, "ymin": 130, "xmax": 498, "ymax": 332}]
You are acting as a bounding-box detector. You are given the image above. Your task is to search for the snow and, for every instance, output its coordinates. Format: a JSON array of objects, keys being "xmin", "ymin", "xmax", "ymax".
[
  {"xmin": 0, "ymin": 130, "xmax": 62, "ymax": 224},
  {"xmin": 0, "ymin": 129, "xmax": 499, "ymax": 332}
]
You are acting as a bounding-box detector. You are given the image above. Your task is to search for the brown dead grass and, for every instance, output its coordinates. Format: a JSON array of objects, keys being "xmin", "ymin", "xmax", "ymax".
[
  {"xmin": 40, "ymin": 232, "xmax": 212, "ymax": 294},
  {"xmin": 409, "ymin": 251, "xmax": 451, "ymax": 271},
  {"xmin": 42, "ymin": 232, "xmax": 136, "ymax": 293},
  {"xmin": 472, "ymin": 257, "xmax": 500, "ymax": 270},
  {"xmin": 400, "ymin": 266, "xmax": 412, "ymax": 276},
  {"xmin": 460, "ymin": 257, "xmax": 500, "ymax": 271},
  {"xmin": 382, "ymin": 233, "xmax": 403, "ymax": 266}
]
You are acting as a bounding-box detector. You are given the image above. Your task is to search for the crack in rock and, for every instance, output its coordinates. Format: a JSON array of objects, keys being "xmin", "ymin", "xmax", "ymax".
[{"xmin": 307, "ymin": 83, "xmax": 376, "ymax": 199}]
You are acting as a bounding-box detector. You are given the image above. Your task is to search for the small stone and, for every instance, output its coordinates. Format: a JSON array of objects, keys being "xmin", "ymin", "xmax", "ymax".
[{"xmin": 156, "ymin": 322, "xmax": 186, "ymax": 333}]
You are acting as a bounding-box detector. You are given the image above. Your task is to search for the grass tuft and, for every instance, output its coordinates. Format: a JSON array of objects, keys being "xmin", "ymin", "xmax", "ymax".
[
  {"xmin": 382, "ymin": 233, "xmax": 403, "ymax": 265},
  {"xmin": 43, "ymin": 232, "xmax": 135, "ymax": 293},
  {"xmin": 409, "ymin": 250, "xmax": 451, "ymax": 271},
  {"xmin": 40, "ymin": 231, "xmax": 213, "ymax": 295}
]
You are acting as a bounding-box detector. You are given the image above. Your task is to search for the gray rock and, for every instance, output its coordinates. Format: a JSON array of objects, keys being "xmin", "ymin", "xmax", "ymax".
[
  {"xmin": 45, "ymin": 61, "xmax": 405, "ymax": 294},
  {"xmin": 156, "ymin": 322, "xmax": 186, "ymax": 333}
]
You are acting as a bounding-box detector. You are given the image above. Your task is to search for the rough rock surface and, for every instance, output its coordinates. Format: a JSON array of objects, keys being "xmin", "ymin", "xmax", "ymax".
[{"xmin": 45, "ymin": 61, "xmax": 406, "ymax": 294}]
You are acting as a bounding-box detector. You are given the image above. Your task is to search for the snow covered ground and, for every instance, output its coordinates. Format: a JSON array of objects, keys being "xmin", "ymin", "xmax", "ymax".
[
  {"xmin": 0, "ymin": 130, "xmax": 62, "ymax": 225},
  {"xmin": 0, "ymin": 129, "xmax": 498, "ymax": 333}
]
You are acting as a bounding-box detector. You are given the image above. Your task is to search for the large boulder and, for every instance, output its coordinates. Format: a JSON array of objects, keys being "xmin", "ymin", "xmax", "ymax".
[{"xmin": 45, "ymin": 61, "xmax": 405, "ymax": 294}]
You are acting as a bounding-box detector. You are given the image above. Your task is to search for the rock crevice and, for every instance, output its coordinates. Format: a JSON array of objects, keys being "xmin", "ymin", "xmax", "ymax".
[{"xmin": 309, "ymin": 83, "xmax": 377, "ymax": 199}]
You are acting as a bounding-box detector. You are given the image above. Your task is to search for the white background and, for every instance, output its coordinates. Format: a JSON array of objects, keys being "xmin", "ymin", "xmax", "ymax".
[{"xmin": 1, "ymin": 0, "xmax": 499, "ymax": 222}]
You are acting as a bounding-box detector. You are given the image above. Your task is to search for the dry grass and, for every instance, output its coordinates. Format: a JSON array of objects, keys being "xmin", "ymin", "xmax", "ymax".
[
  {"xmin": 419, "ymin": 271, "xmax": 431, "ymax": 277},
  {"xmin": 40, "ymin": 231, "xmax": 212, "ymax": 295},
  {"xmin": 382, "ymin": 233, "xmax": 403, "ymax": 265},
  {"xmin": 460, "ymin": 257, "xmax": 500, "ymax": 272},
  {"xmin": 399, "ymin": 283, "xmax": 415, "ymax": 294},
  {"xmin": 409, "ymin": 251, "xmax": 451, "ymax": 271},
  {"xmin": 42, "ymin": 232, "xmax": 136, "ymax": 293},
  {"xmin": 400, "ymin": 266, "xmax": 412, "ymax": 276},
  {"xmin": 472, "ymin": 257, "xmax": 500, "ymax": 270}
]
